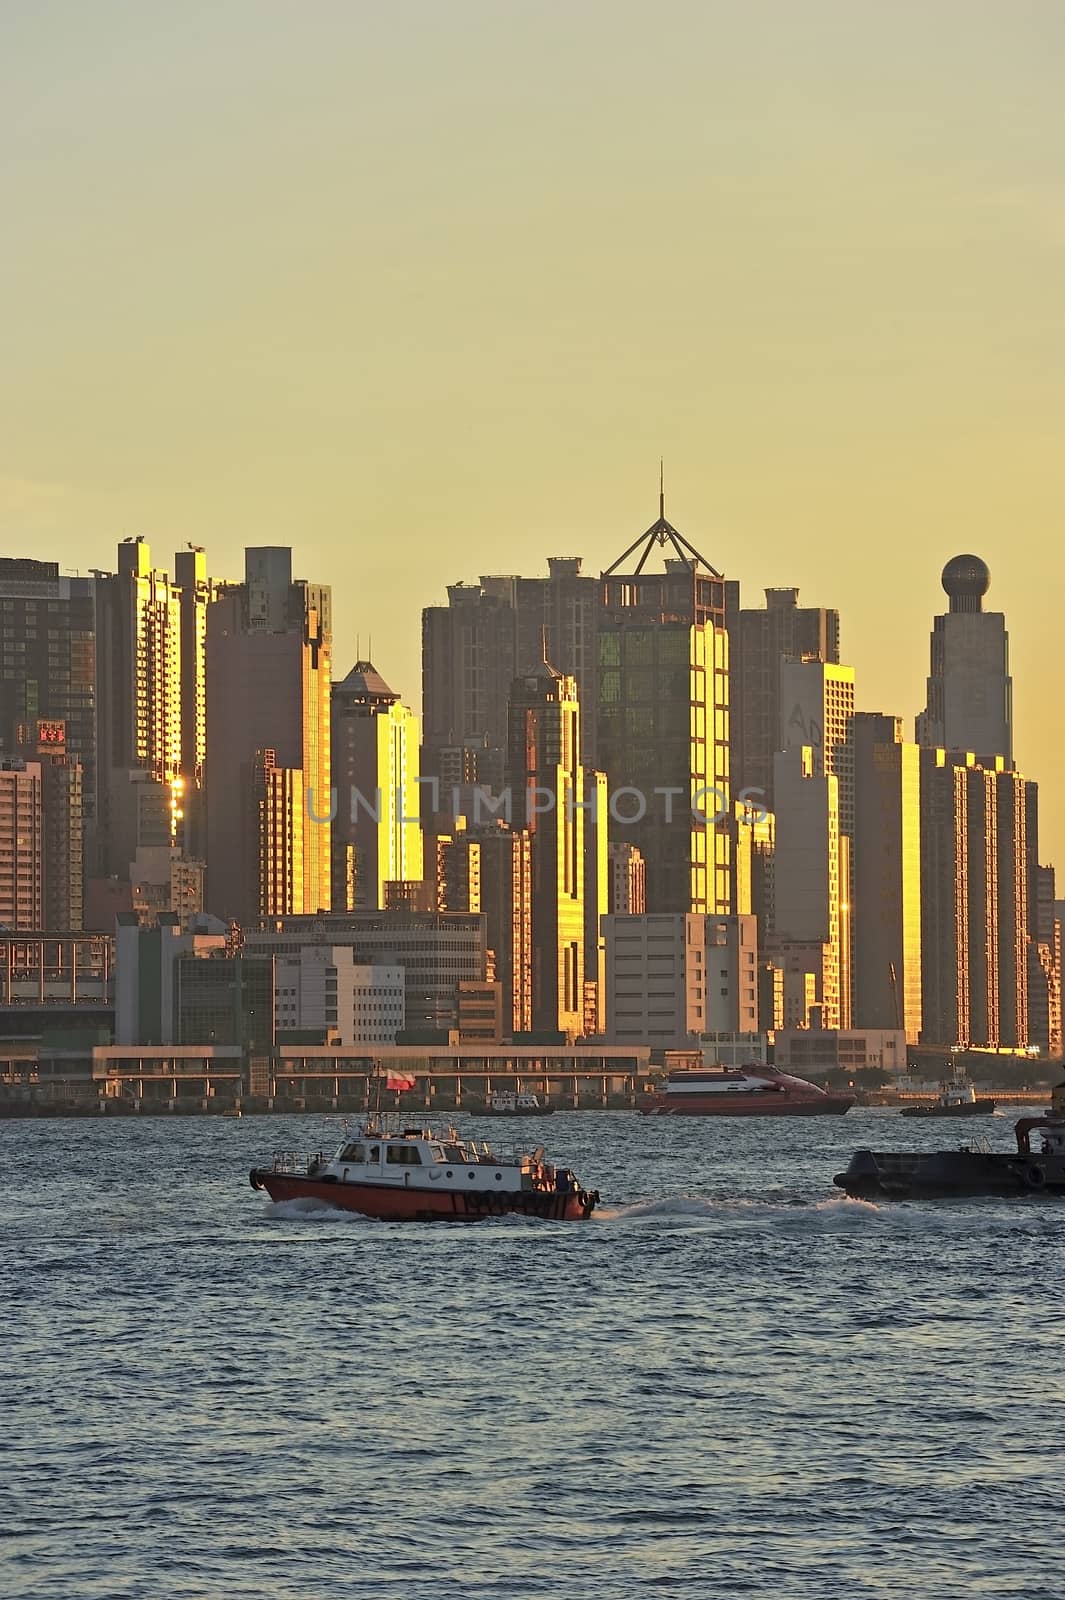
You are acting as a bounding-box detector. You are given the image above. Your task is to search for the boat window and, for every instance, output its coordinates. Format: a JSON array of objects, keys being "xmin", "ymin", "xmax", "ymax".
[
  {"xmin": 442, "ymin": 1144, "xmax": 468, "ymax": 1163},
  {"xmin": 429, "ymin": 1145, "xmax": 446, "ymax": 1161},
  {"xmin": 367, "ymin": 1146, "xmax": 380, "ymax": 1163},
  {"xmin": 339, "ymin": 1143, "xmax": 366, "ymax": 1162},
  {"xmin": 386, "ymin": 1145, "xmax": 422, "ymax": 1165}
]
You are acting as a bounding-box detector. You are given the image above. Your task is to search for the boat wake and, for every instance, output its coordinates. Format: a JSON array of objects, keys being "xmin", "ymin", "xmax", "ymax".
[
  {"xmin": 265, "ymin": 1198, "xmax": 374, "ymax": 1223},
  {"xmin": 597, "ymin": 1193, "xmax": 881, "ymax": 1224}
]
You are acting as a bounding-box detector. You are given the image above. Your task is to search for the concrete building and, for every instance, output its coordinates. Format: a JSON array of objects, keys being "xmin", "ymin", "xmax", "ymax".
[
  {"xmin": 0, "ymin": 557, "xmax": 97, "ymax": 838},
  {"xmin": 11, "ymin": 720, "xmax": 84, "ymax": 931},
  {"xmin": 779, "ymin": 657, "xmax": 855, "ymax": 836},
  {"xmin": 174, "ymin": 545, "xmax": 218, "ymax": 859},
  {"xmin": 596, "ymin": 500, "xmax": 730, "ymax": 915},
  {"xmin": 115, "ymin": 912, "xmax": 272, "ymax": 1048},
  {"xmin": 852, "ymin": 713, "xmax": 922, "ymax": 1043},
  {"xmin": 773, "ymin": 1028, "xmax": 907, "ymax": 1075},
  {"xmin": 243, "ymin": 910, "xmax": 489, "ymax": 1036},
  {"xmin": 275, "ymin": 946, "xmax": 404, "ymax": 1045},
  {"xmin": 603, "ymin": 912, "xmax": 758, "ymax": 1047},
  {"xmin": 464, "ymin": 824, "xmax": 533, "ymax": 1039},
  {"xmin": 608, "ymin": 842, "xmax": 646, "ymax": 916},
  {"xmin": 205, "ymin": 548, "xmax": 331, "ymax": 923},
  {"xmin": 771, "ymin": 746, "xmax": 845, "ymax": 1029},
  {"xmin": 505, "ymin": 649, "xmax": 587, "ymax": 1038},
  {"xmin": 330, "ymin": 659, "xmax": 423, "ymax": 911},
  {"xmin": 916, "ymin": 555, "xmax": 1012, "ymax": 766},
  {"xmin": 1028, "ymin": 864, "xmax": 1062, "ymax": 1059},
  {"xmin": 0, "ymin": 758, "xmax": 42, "ymax": 929},
  {"xmin": 725, "ymin": 583, "xmax": 839, "ymax": 814}
]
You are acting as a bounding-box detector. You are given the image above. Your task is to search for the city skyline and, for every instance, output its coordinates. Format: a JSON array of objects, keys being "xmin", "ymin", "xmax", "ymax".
[{"xmin": 3, "ymin": 3, "xmax": 1063, "ymax": 857}]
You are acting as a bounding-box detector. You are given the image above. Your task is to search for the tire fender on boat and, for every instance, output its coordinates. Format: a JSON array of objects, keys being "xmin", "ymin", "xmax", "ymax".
[
  {"xmin": 1023, "ymin": 1162, "xmax": 1047, "ymax": 1190},
  {"xmin": 249, "ymin": 1171, "xmax": 263, "ymax": 1191}
]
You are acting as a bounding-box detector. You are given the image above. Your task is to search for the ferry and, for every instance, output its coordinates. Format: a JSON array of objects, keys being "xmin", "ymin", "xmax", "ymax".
[
  {"xmin": 469, "ymin": 1091, "xmax": 553, "ymax": 1117},
  {"xmin": 640, "ymin": 1064, "xmax": 855, "ymax": 1117},
  {"xmin": 249, "ymin": 1121, "xmax": 598, "ymax": 1221}
]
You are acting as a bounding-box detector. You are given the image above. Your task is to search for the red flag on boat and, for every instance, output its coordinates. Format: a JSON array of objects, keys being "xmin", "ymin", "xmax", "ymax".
[{"xmin": 385, "ymin": 1072, "xmax": 416, "ymax": 1092}]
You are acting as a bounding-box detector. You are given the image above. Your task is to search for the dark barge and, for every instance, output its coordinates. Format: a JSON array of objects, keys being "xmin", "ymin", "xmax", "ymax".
[{"xmin": 834, "ymin": 1111, "xmax": 1065, "ymax": 1201}]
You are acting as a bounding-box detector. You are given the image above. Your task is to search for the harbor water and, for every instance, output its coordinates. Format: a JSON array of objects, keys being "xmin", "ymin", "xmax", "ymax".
[{"xmin": 3, "ymin": 1107, "xmax": 1061, "ymax": 1600}]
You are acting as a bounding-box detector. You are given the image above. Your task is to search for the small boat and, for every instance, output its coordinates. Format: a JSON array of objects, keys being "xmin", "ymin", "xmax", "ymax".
[
  {"xmin": 834, "ymin": 1110, "xmax": 1065, "ymax": 1200},
  {"xmin": 640, "ymin": 1064, "xmax": 854, "ymax": 1117},
  {"xmin": 249, "ymin": 1122, "xmax": 598, "ymax": 1222},
  {"xmin": 469, "ymin": 1091, "xmax": 553, "ymax": 1117},
  {"xmin": 901, "ymin": 1081, "xmax": 996, "ymax": 1118}
]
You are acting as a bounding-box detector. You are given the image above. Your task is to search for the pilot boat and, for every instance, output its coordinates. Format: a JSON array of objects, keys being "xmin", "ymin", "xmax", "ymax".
[
  {"xmin": 469, "ymin": 1091, "xmax": 553, "ymax": 1117},
  {"xmin": 901, "ymin": 1080, "xmax": 996, "ymax": 1118},
  {"xmin": 640, "ymin": 1064, "xmax": 854, "ymax": 1116},
  {"xmin": 834, "ymin": 1094, "xmax": 1065, "ymax": 1200},
  {"xmin": 249, "ymin": 1121, "xmax": 598, "ymax": 1221}
]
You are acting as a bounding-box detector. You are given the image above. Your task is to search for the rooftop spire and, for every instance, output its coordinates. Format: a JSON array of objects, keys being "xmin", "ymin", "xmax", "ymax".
[{"xmin": 659, "ymin": 458, "xmax": 665, "ymax": 521}]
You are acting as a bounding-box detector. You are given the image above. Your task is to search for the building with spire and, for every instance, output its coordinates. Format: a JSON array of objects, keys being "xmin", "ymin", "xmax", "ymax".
[
  {"xmin": 330, "ymin": 659, "xmax": 423, "ymax": 911},
  {"xmin": 596, "ymin": 493, "xmax": 730, "ymax": 915},
  {"xmin": 916, "ymin": 555, "xmax": 1013, "ymax": 766}
]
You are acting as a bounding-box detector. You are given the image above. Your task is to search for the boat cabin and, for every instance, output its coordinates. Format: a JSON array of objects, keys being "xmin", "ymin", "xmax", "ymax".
[{"xmin": 286, "ymin": 1124, "xmax": 576, "ymax": 1195}]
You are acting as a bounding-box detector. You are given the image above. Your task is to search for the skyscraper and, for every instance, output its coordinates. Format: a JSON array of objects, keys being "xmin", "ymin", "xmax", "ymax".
[
  {"xmin": 174, "ymin": 545, "xmax": 217, "ymax": 858},
  {"xmin": 771, "ymin": 745, "xmax": 844, "ymax": 1029},
  {"xmin": 205, "ymin": 548, "xmax": 331, "ymax": 924},
  {"xmin": 852, "ymin": 713, "xmax": 922, "ymax": 1042},
  {"xmin": 0, "ymin": 557, "xmax": 96, "ymax": 839},
  {"xmin": 330, "ymin": 659, "xmax": 423, "ymax": 911},
  {"xmin": 505, "ymin": 649, "xmax": 586, "ymax": 1037},
  {"xmin": 0, "ymin": 758, "xmax": 42, "ymax": 929},
  {"xmin": 726, "ymin": 583, "xmax": 839, "ymax": 812},
  {"xmin": 596, "ymin": 502, "xmax": 730, "ymax": 915},
  {"xmin": 916, "ymin": 555, "xmax": 1013, "ymax": 765}
]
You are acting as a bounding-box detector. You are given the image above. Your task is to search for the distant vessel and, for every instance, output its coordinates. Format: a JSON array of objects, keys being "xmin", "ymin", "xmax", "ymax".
[
  {"xmin": 469, "ymin": 1091, "xmax": 553, "ymax": 1117},
  {"xmin": 640, "ymin": 1065, "xmax": 854, "ymax": 1117},
  {"xmin": 249, "ymin": 1121, "xmax": 597, "ymax": 1221},
  {"xmin": 901, "ymin": 1081, "xmax": 996, "ymax": 1118}
]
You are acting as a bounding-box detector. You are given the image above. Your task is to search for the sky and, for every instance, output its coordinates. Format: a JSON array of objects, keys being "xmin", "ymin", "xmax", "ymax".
[{"xmin": 2, "ymin": 1, "xmax": 1063, "ymax": 857}]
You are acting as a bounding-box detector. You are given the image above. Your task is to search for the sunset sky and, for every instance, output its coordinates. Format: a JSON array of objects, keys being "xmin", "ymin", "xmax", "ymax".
[{"xmin": 3, "ymin": 1, "xmax": 1063, "ymax": 856}]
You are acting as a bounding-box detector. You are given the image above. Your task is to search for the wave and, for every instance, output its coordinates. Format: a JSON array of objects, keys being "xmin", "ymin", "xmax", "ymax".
[{"xmin": 264, "ymin": 1198, "xmax": 373, "ymax": 1223}]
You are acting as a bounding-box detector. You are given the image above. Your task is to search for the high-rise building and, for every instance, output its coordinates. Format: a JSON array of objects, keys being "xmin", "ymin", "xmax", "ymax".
[
  {"xmin": 94, "ymin": 538, "xmax": 183, "ymax": 874},
  {"xmin": 582, "ymin": 769, "xmax": 609, "ymax": 1034},
  {"xmin": 0, "ymin": 558, "xmax": 96, "ymax": 836},
  {"xmin": 330, "ymin": 659, "xmax": 423, "ymax": 911},
  {"xmin": 596, "ymin": 502, "xmax": 729, "ymax": 915},
  {"xmin": 725, "ymin": 583, "xmax": 839, "ymax": 812},
  {"xmin": 13, "ymin": 720, "xmax": 84, "ymax": 931},
  {"xmin": 603, "ymin": 911, "xmax": 758, "ymax": 1046},
  {"xmin": 852, "ymin": 714, "xmax": 922, "ymax": 1043},
  {"xmin": 1029, "ymin": 864, "xmax": 1062, "ymax": 1059},
  {"xmin": 205, "ymin": 548, "xmax": 331, "ymax": 924},
  {"xmin": 463, "ymin": 824, "xmax": 532, "ymax": 1039},
  {"xmin": 779, "ymin": 658, "xmax": 856, "ymax": 835},
  {"xmin": 174, "ymin": 545, "xmax": 218, "ymax": 858},
  {"xmin": 771, "ymin": 746, "xmax": 844, "ymax": 1029},
  {"xmin": 0, "ymin": 758, "xmax": 43, "ymax": 929},
  {"xmin": 608, "ymin": 842, "xmax": 646, "ymax": 916},
  {"xmin": 919, "ymin": 748, "xmax": 1031, "ymax": 1049},
  {"xmin": 916, "ymin": 555, "xmax": 1012, "ymax": 765},
  {"xmin": 505, "ymin": 649, "xmax": 586, "ymax": 1038}
]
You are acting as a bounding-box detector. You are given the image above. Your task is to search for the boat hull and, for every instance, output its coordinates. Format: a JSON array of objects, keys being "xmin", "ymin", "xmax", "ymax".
[
  {"xmin": 640, "ymin": 1094, "xmax": 854, "ymax": 1116},
  {"xmin": 250, "ymin": 1170, "xmax": 595, "ymax": 1221},
  {"xmin": 834, "ymin": 1148, "xmax": 1065, "ymax": 1200},
  {"xmin": 900, "ymin": 1100, "xmax": 997, "ymax": 1118}
]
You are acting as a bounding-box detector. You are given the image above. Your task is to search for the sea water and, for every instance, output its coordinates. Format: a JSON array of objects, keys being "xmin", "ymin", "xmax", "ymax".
[{"xmin": 2, "ymin": 1107, "xmax": 1061, "ymax": 1600}]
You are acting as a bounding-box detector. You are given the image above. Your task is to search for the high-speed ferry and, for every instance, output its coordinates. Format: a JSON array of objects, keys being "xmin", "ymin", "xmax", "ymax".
[{"xmin": 640, "ymin": 1064, "xmax": 855, "ymax": 1117}]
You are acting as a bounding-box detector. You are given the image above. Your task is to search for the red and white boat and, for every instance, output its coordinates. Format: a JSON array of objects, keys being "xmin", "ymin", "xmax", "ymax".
[
  {"xmin": 640, "ymin": 1064, "xmax": 855, "ymax": 1116},
  {"xmin": 249, "ymin": 1121, "xmax": 599, "ymax": 1222}
]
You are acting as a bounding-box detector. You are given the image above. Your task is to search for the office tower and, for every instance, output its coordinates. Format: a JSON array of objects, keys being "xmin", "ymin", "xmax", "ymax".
[
  {"xmin": 852, "ymin": 714, "xmax": 922, "ymax": 1043},
  {"xmin": 771, "ymin": 746, "xmax": 844, "ymax": 1029},
  {"xmin": 505, "ymin": 649, "xmax": 586, "ymax": 1038},
  {"xmin": 421, "ymin": 578, "xmax": 518, "ymax": 794},
  {"xmin": 779, "ymin": 658, "xmax": 856, "ymax": 834},
  {"xmin": 919, "ymin": 748, "xmax": 1031, "ymax": 1049},
  {"xmin": 331, "ymin": 660, "xmax": 423, "ymax": 911},
  {"xmin": 608, "ymin": 841, "xmax": 646, "ymax": 916},
  {"xmin": 94, "ymin": 538, "xmax": 182, "ymax": 873},
  {"xmin": 174, "ymin": 545, "xmax": 217, "ymax": 858},
  {"xmin": 0, "ymin": 759, "xmax": 43, "ymax": 929},
  {"xmin": 726, "ymin": 798, "xmax": 775, "ymax": 929},
  {"xmin": 0, "ymin": 557, "xmax": 96, "ymax": 833},
  {"xmin": 916, "ymin": 555, "xmax": 1012, "ymax": 765},
  {"xmin": 421, "ymin": 558, "xmax": 602, "ymax": 798},
  {"xmin": 466, "ymin": 824, "xmax": 532, "ymax": 1038},
  {"xmin": 725, "ymin": 583, "xmax": 839, "ymax": 811},
  {"xmin": 597, "ymin": 501, "xmax": 730, "ymax": 915},
  {"xmin": 205, "ymin": 548, "xmax": 331, "ymax": 924}
]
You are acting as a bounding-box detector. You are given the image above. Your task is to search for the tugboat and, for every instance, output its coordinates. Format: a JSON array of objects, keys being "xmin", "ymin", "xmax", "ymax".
[
  {"xmin": 901, "ymin": 1080, "xmax": 996, "ymax": 1118},
  {"xmin": 640, "ymin": 1064, "xmax": 854, "ymax": 1117},
  {"xmin": 249, "ymin": 1121, "xmax": 598, "ymax": 1221},
  {"xmin": 834, "ymin": 1084, "xmax": 1065, "ymax": 1200},
  {"xmin": 469, "ymin": 1091, "xmax": 553, "ymax": 1117}
]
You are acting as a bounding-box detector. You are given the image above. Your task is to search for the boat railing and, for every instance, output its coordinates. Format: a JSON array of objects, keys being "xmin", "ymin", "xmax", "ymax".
[{"xmin": 270, "ymin": 1150, "xmax": 323, "ymax": 1174}]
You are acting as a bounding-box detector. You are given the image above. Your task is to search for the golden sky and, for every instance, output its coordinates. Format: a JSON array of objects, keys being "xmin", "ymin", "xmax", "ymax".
[{"xmin": 3, "ymin": 1, "xmax": 1064, "ymax": 859}]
